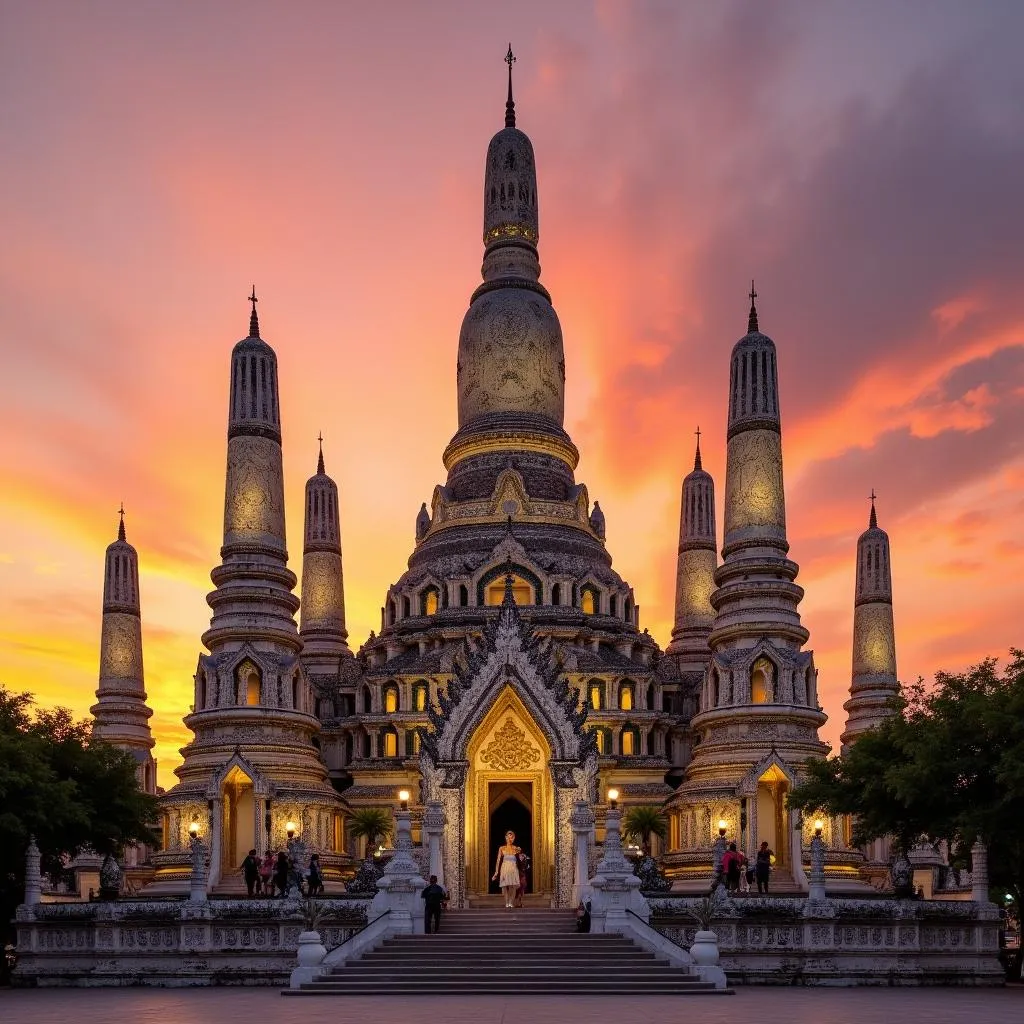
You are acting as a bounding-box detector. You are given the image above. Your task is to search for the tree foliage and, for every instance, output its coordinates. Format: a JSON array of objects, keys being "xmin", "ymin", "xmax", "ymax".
[
  {"xmin": 789, "ymin": 652, "xmax": 1024, "ymax": 905},
  {"xmin": 0, "ymin": 687, "xmax": 160, "ymax": 935},
  {"xmin": 622, "ymin": 804, "xmax": 668, "ymax": 847},
  {"xmin": 347, "ymin": 807, "xmax": 393, "ymax": 856}
]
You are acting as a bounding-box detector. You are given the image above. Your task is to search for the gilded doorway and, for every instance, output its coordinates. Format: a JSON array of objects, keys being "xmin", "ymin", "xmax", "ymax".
[
  {"xmin": 487, "ymin": 782, "xmax": 532, "ymax": 894},
  {"xmin": 221, "ymin": 764, "xmax": 255, "ymax": 875},
  {"xmin": 755, "ymin": 764, "xmax": 790, "ymax": 867},
  {"xmin": 465, "ymin": 687, "xmax": 552, "ymax": 897}
]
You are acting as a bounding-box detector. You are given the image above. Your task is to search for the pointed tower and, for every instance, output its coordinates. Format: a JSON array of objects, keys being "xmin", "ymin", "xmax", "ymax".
[
  {"xmin": 90, "ymin": 507, "xmax": 157, "ymax": 794},
  {"xmin": 149, "ymin": 294, "xmax": 346, "ymax": 895},
  {"xmin": 666, "ymin": 431, "xmax": 717, "ymax": 665},
  {"xmin": 300, "ymin": 438, "xmax": 352, "ymax": 676},
  {"xmin": 841, "ymin": 495, "xmax": 898, "ymax": 752},
  {"xmin": 669, "ymin": 286, "xmax": 830, "ymax": 884}
]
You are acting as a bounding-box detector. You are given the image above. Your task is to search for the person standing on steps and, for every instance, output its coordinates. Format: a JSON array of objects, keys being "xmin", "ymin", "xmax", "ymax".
[
  {"xmin": 492, "ymin": 830, "xmax": 522, "ymax": 909},
  {"xmin": 514, "ymin": 849, "xmax": 530, "ymax": 907},
  {"xmin": 240, "ymin": 848, "xmax": 260, "ymax": 897},
  {"xmin": 755, "ymin": 841, "xmax": 773, "ymax": 894},
  {"xmin": 421, "ymin": 874, "xmax": 448, "ymax": 934}
]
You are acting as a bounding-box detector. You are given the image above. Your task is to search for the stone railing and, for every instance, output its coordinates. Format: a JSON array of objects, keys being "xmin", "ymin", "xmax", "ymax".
[
  {"xmin": 13, "ymin": 897, "xmax": 371, "ymax": 987},
  {"xmin": 648, "ymin": 896, "xmax": 1004, "ymax": 986}
]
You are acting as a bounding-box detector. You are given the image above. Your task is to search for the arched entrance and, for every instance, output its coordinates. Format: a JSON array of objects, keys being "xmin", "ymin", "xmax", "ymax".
[
  {"xmin": 755, "ymin": 764, "xmax": 789, "ymax": 867},
  {"xmin": 220, "ymin": 764, "xmax": 256, "ymax": 875},
  {"xmin": 465, "ymin": 687, "xmax": 552, "ymax": 898},
  {"xmin": 488, "ymin": 784, "xmax": 532, "ymax": 894}
]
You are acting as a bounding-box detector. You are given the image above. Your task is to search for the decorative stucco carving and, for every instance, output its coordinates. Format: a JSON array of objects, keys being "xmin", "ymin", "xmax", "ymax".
[
  {"xmin": 724, "ymin": 428, "xmax": 786, "ymax": 537},
  {"xmin": 479, "ymin": 717, "xmax": 542, "ymax": 772}
]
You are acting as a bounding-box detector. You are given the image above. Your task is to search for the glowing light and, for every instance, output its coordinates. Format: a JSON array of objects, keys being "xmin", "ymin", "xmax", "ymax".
[
  {"xmin": 814, "ymin": 818, "xmax": 824, "ymax": 833},
  {"xmin": 286, "ymin": 820, "xmax": 296, "ymax": 837},
  {"xmin": 607, "ymin": 788, "xmax": 619, "ymax": 803},
  {"xmin": 398, "ymin": 789, "xmax": 410, "ymax": 803},
  {"xmin": 188, "ymin": 820, "xmax": 200, "ymax": 838}
]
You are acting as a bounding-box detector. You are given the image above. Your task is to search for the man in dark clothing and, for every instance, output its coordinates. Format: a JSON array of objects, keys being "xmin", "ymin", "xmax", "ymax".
[
  {"xmin": 421, "ymin": 875, "xmax": 448, "ymax": 934},
  {"xmin": 241, "ymin": 849, "xmax": 260, "ymax": 897}
]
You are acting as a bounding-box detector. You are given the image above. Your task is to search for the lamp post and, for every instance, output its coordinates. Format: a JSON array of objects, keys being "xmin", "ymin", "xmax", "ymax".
[
  {"xmin": 718, "ymin": 818, "xmax": 728, "ymax": 839},
  {"xmin": 607, "ymin": 788, "xmax": 619, "ymax": 811},
  {"xmin": 808, "ymin": 819, "xmax": 827, "ymax": 901},
  {"xmin": 188, "ymin": 821, "xmax": 208, "ymax": 903},
  {"xmin": 399, "ymin": 789, "xmax": 410, "ymax": 812},
  {"xmin": 286, "ymin": 821, "xmax": 297, "ymax": 841}
]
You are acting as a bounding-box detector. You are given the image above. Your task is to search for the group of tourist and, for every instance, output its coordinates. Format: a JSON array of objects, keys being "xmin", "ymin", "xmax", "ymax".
[
  {"xmin": 717, "ymin": 841, "xmax": 774, "ymax": 894},
  {"xmin": 240, "ymin": 849, "xmax": 324, "ymax": 898}
]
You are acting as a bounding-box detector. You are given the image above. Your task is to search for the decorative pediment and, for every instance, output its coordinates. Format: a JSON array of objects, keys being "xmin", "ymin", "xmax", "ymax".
[
  {"xmin": 205, "ymin": 749, "xmax": 274, "ymax": 800},
  {"xmin": 420, "ymin": 577, "xmax": 596, "ymax": 769},
  {"xmin": 736, "ymin": 749, "xmax": 796, "ymax": 797},
  {"xmin": 489, "ymin": 468, "xmax": 533, "ymax": 518}
]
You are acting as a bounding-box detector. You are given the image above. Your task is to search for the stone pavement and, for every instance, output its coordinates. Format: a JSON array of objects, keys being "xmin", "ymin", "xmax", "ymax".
[{"xmin": 0, "ymin": 987, "xmax": 1020, "ymax": 1024}]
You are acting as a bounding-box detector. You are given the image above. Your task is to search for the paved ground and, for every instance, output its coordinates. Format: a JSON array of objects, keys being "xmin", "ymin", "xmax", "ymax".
[{"xmin": 0, "ymin": 987, "xmax": 1020, "ymax": 1024}]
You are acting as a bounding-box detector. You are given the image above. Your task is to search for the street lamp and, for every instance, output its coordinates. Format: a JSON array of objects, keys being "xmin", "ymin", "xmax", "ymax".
[
  {"xmin": 286, "ymin": 821, "xmax": 297, "ymax": 840},
  {"xmin": 718, "ymin": 819, "xmax": 728, "ymax": 838},
  {"xmin": 188, "ymin": 820, "xmax": 200, "ymax": 840},
  {"xmin": 607, "ymin": 788, "xmax": 619, "ymax": 810},
  {"xmin": 814, "ymin": 819, "xmax": 824, "ymax": 838},
  {"xmin": 399, "ymin": 789, "xmax": 410, "ymax": 811}
]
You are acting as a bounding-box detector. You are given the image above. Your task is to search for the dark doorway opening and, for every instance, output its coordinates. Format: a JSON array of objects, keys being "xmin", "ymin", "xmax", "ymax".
[{"xmin": 487, "ymin": 784, "xmax": 532, "ymax": 895}]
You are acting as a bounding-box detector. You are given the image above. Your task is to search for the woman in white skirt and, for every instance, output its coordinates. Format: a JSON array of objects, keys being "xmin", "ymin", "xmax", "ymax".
[{"xmin": 492, "ymin": 830, "xmax": 522, "ymax": 909}]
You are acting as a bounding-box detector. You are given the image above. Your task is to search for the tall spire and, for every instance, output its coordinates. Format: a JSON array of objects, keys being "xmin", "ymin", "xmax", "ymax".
[
  {"xmin": 504, "ymin": 44, "xmax": 516, "ymax": 128},
  {"xmin": 301, "ymin": 439, "xmax": 351, "ymax": 659},
  {"xmin": 248, "ymin": 286, "xmax": 260, "ymax": 339},
  {"xmin": 666, "ymin": 431, "xmax": 717, "ymax": 661},
  {"xmin": 91, "ymin": 510, "xmax": 156, "ymax": 793},
  {"xmin": 842, "ymin": 496, "xmax": 898, "ymax": 753},
  {"xmin": 747, "ymin": 280, "xmax": 759, "ymax": 334}
]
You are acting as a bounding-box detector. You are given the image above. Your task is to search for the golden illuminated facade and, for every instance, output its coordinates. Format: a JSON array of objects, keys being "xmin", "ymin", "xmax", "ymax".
[{"xmin": 87, "ymin": 62, "xmax": 893, "ymax": 902}]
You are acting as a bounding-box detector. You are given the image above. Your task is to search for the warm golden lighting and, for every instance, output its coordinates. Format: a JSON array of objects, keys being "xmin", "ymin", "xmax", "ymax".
[
  {"xmin": 384, "ymin": 688, "xmax": 398, "ymax": 713},
  {"xmin": 245, "ymin": 671, "xmax": 260, "ymax": 706},
  {"xmin": 581, "ymin": 590, "xmax": 596, "ymax": 614},
  {"xmin": 485, "ymin": 574, "xmax": 533, "ymax": 606},
  {"xmin": 607, "ymin": 788, "xmax": 619, "ymax": 805},
  {"xmin": 619, "ymin": 686, "xmax": 633, "ymax": 711},
  {"xmin": 424, "ymin": 591, "xmax": 438, "ymax": 615},
  {"xmin": 621, "ymin": 729, "xmax": 635, "ymax": 755},
  {"xmin": 384, "ymin": 731, "xmax": 397, "ymax": 757},
  {"xmin": 286, "ymin": 820, "xmax": 296, "ymax": 838},
  {"xmin": 188, "ymin": 820, "xmax": 200, "ymax": 838},
  {"xmin": 399, "ymin": 789, "xmax": 410, "ymax": 802},
  {"xmin": 718, "ymin": 819, "xmax": 728, "ymax": 831},
  {"xmin": 814, "ymin": 818, "xmax": 824, "ymax": 834}
]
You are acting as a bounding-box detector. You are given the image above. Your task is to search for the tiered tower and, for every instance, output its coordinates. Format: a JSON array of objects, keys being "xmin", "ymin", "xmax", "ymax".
[
  {"xmin": 339, "ymin": 52, "xmax": 670, "ymax": 860},
  {"xmin": 299, "ymin": 438, "xmax": 351, "ymax": 675},
  {"xmin": 150, "ymin": 295, "xmax": 345, "ymax": 894},
  {"xmin": 90, "ymin": 508, "xmax": 156, "ymax": 794},
  {"xmin": 665, "ymin": 287, "xmax": 830, "ymax": 885},
  {"xmin": 841, "ymin": 495, "xmax": 898, "ymax": 752}
]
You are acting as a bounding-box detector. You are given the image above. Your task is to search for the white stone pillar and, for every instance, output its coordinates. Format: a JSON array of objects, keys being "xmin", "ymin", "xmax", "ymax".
[
  {"xmin": 189, "ymin": 836, "xmax": 209, "ymax": 902},
  {"xmin": 808, "ymin": 833, "xmax": 827, "ymax": 902},
  {"xmin": 711, "ymin": 833, "xmax": 727, "ymax": 886},
  {"xmin": 971, "ymin": 840, "xmax": 990, "ymax": 904},
  {"xmin": 589, "ymin": 805, "xmax": 648, "ymax": 933},
  {"xmin": 23, "ymin": 836, "xmax": 42, "ymax": 906},
  {"xmin": 570, "ymin": 799, "xmax": 595, "ymax": 906},
  {"xmin": 423, "ymin": 800, "xmax": 446, "ymax": 887},
  {"xmin": 370, "ymin": 807, "xmax": 426, "ymax": 933}
]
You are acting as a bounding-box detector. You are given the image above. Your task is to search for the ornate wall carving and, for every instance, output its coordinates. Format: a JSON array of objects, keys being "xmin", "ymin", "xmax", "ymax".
[
  {"xmin": 99, "ymin": 612, "xmax": 143, "ymax": 681},
  {"xmin": 724, "ymin": 429, "xmax": 786, "ymax": 538},
  {"xmin": 852, "ymin": 602, "xmax": 897, "ymax": 679},
  {"xmin": 479, "ymin": 717, "xmax": 542, "ymax": 771},
  {"xmin": 224, "ymin": 435, "xmax": 285, "ymax": 546}
]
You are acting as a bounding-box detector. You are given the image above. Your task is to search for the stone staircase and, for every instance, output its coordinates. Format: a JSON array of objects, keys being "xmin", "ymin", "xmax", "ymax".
[{"xmin": 287, "ymin": 908, "xmax": 727, "ymax": 995}]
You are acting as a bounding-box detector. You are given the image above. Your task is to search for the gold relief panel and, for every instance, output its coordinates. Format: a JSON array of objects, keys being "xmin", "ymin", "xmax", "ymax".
[
  {"xmin": 679, "ymin": 549, "xmax": 717, "ymax": 623},
  {"xmin": 724, "ymin": 429, "xmax": 786, "ymax": 535},
  {"xmin": 224, "ymin": 435, "xmax": 286, "ymax": 543},
  {"xmin": 853, "ymin": 603, "xmax": 897, "ymax": 677},
  {"xmin": 301, "ymin": 552, "xmax": 344, "ymax": 624},
  {"xmin": 100, "ymin": 613, "xmax": 143, "ymax": 680},
  {"xmin": 479, "ymin": 717, "xmax": 543, "ymax": 772}
]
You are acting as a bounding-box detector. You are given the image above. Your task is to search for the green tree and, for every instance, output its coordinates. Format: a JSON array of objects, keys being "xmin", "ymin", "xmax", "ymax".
[
  {"xmin": 789, "ymin": 652, "xmax": 1024, "ymax": 906},
  {"xmin": 0, "ymin": 687, "xmax": 159, "ymax": 943},
  {"xmin": 347, "ymin": 807, "xmax": 393, "ymax": 860},
  {"xmin": 622, "ymin": 804, "xmax": 668, "ymax": 852}
]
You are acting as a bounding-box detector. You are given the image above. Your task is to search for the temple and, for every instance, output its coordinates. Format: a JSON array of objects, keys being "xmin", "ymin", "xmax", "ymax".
[{"xmin": 93, "ymin": 57, "xmax": 902, "ymax": 903}]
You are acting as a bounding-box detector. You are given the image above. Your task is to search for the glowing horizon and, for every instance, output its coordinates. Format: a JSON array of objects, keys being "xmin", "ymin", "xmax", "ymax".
[{"xmin": 2, "ymin": 3, "xmax": 1023, "ymax": 790}]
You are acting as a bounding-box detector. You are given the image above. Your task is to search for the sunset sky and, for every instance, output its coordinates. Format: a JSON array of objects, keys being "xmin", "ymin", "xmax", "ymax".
[{"xmin": 2, "ymin": 2, "xmax": 1022, "ymax": 790}]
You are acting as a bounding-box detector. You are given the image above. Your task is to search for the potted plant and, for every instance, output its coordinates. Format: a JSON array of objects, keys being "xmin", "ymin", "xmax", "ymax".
[
  {"xmin": 295, "ymin": 897, "xmax": 332, "ymax": 972},
  {"xmin": 682, "ymin": 888, "xmax": 728, "ymax": 966}
]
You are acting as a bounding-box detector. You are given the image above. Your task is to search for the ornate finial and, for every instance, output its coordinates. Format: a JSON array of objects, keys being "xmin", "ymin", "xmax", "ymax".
[
  {"xmin": 869, "ymin": 489, "xmax": 878, "ymax": 529},
  {"xmin": 503, "ymin": 555, "xmax": 516, "ymax": 605},
  {"xmin": 117, "ymin": 502, "xmax": 126, "ymax": 542},
  {"xmin": 317, "ymin": 431, "xmax": 325, "ymax": 475},
  {"xmin": 248, "ymin": 286, "xmax": 260, "ymax": 339},
  {"xmin": 694, "ymin": 426, "xmax": 703, "ymax": 471},
  {"xmin": 747, "ymin": 280, "xmax": 759, "ymax": 334},
  {"xmin": 504, "ymin": 44, "xmax": 517, "ymax": 128}
]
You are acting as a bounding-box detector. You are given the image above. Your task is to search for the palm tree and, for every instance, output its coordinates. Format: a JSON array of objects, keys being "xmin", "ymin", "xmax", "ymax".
[
  {"xmin": 622, "ymin": 804, "xmax": 668, "ymax": 854},
  {"xmin": 347, "ymin": 808, "xmax": 393, "ymax": 861}
]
